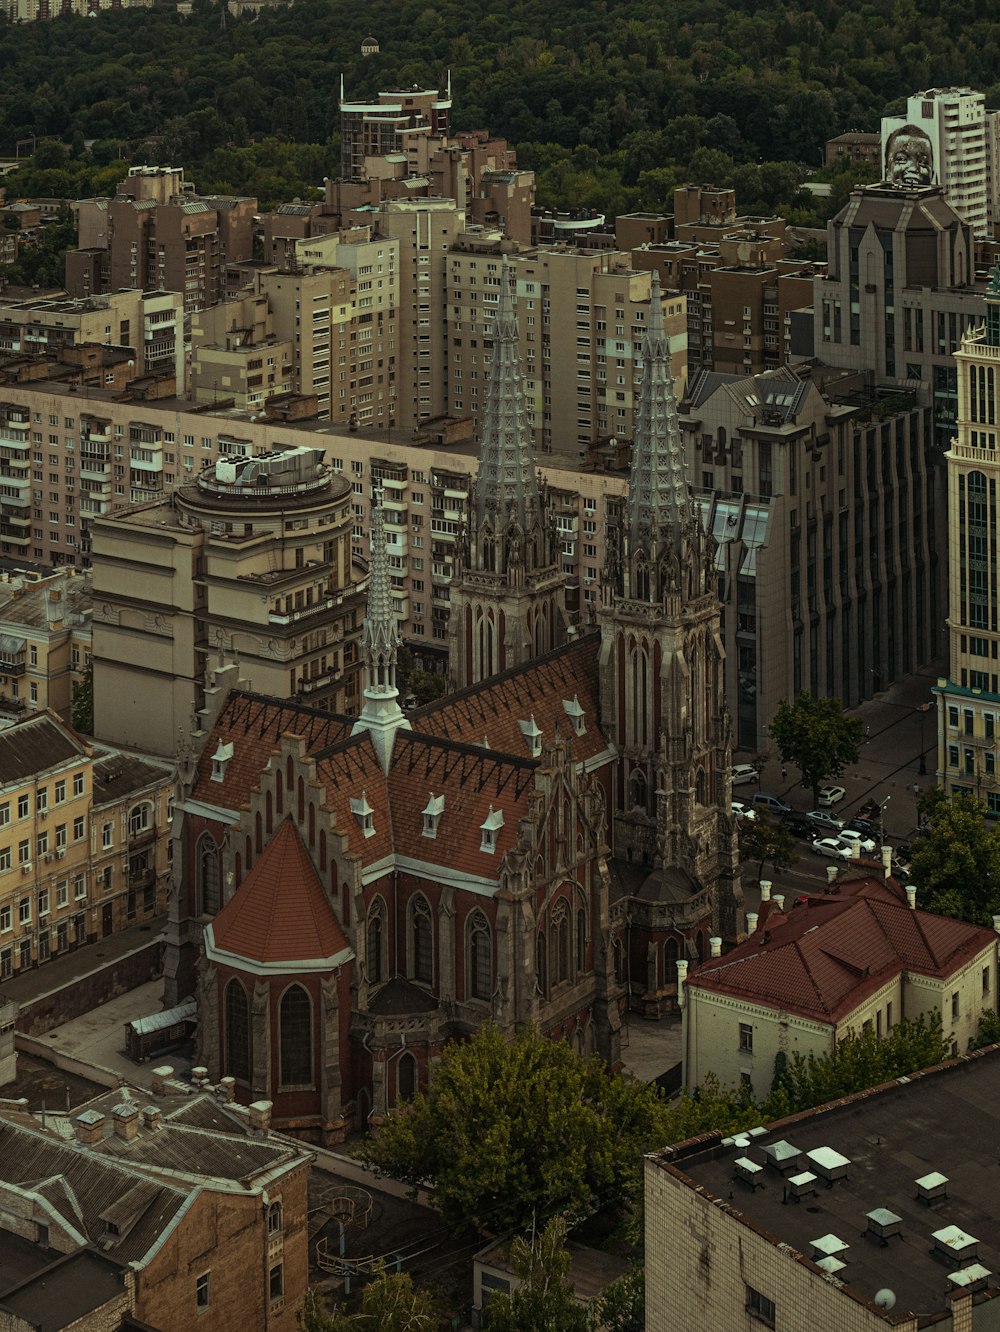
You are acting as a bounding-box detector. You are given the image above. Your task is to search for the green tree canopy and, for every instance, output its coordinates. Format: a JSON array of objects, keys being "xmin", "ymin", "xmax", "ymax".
[
  {"xmin": 909, "ymin": 790, "xmax": 1000, "ymax": 925},
  {"xmin": 768, "ymin": 692, "xmax": 863, "ymax": 805},
  {"xmin": 737, "ymin": 813, "xmax": 798, "ymax": 882},
  {"xmin": 296, "ymin": 1272, "xmax": 436, "ymax": 1332},
  {"xmin": 481, "ymin": 1218, "xmax": 595, "ymax": 1332}
]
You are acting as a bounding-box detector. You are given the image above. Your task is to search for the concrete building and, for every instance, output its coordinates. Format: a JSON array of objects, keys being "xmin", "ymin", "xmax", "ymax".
[
  {"xmin": 339, "ymin": 81, "xmax": 452, "ymax": 182},
  {"xmin": 936, "ymin": 268, "xmax": 1000, "ymax": 806},
  {"xmin": 67, "ymin": 166, "xmax": 256, "ymax": 313},
  {"xmin": 0, "ymin": 569, "xmax": 91, "ymax": 725},
  {"xmin": 825, "ymin": 130, "xmax": 883, "ymax": 170},
  {"xmin": 0, "ymin": 711, "xmax": 173, "ymax": 985},
  {"xmin": 189, "ymin": 292, "xmax": 294, "ymax": 411},
  {"xmin": 646, "ymin": 1044, "xmax": 1000, "ymax": 1332},
  {"xmin": 90, "ymin": 444, "xmax": 368, "ymax": 755},
  {"xmin": 678, "ymin": 364, "xmax": 939, "ymax": 749},
  {"xmin": 0, "ymin": 1084, "xmax": 311, "ymax": 1331},
  {"xmin": 0, "ymin": 0, "xmax": 151, "ymax": 18},
  {"xmin": 813, "ymin": 183, "xmax": 982, "ymax": 451},
  {"xmin": 680, "ymin": 872, "xmax": 999, "ymax": 1101},
  {"xmin": 882, "ymin": 88, "xmax": 995, "ymax": 239}
]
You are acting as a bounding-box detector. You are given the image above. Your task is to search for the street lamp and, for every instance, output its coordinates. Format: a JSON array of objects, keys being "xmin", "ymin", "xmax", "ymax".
[
  {"xmin": 879, "ymin": 795, "xmax": 891, "ymax": 847},
  {"xmin": 918, "ymin": 701, "xmax": 933, "ymax": 776}
]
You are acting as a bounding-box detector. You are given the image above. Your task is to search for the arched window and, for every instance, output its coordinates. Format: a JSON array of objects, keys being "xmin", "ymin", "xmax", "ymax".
[
  {"xmin": 224, "ymin": 979, "xmax": 250, "ymax": 1083},
  {"xmin": 613, "ymin": 937, "xmax": 624, "ymax": 985},
  {"xmin": 367, "ymin": 899, "xmax": 385, "ymax": 985},
  {"xmin": 628, "ymin": 769, "xmax": 647, "ymax": 812},
  {"xmin": 279, "ymin": 984, "xmax": 313, "ymax": 1087},
  {"xmin": 127, "ymin": 802, "xmax": 151, "ymax": 837},
  {"xmin": 398, "ymin": 1051, "xmax": 416, "ymax": 1102},
  {"xmin": 536, "ymin": 930, "xmax": 547, "ymax": 995},
  {"xmin": 576, "ymin": 908, "xmax": 587, "ymax": 973},
  {"xmin": 267, "ymin": 1202, "xmax": 283, "ymax": 1235},
  {"xmin": 197, "ymin": 835, "xmax": 221, "ymax": 916},
  {"xmin": 410, "ymin": 896, "xmax": 433, "ymax": 985},
  {"xmin": 467, "ymin": 910, "xmax": 492, "ymax": 1001},
  {"xmin": 664, "ymin": 937, "xmax": 679, "ymax": 980},
  {"xmin": 551, "ymin": 899, "xmax": 570, "ymax": 985}
]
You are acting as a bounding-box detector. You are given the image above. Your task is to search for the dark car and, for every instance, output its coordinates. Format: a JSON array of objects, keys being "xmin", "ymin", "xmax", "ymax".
[
  {"xmin": 782, "ymin": 812, "xmax": 816, "ymax": 839},
  {"xmin": 845, "ymin": 817, "xmax": 880, "ymax": 839},
  {"xmin": 856, "ymin": 800, "xmax": 882, "ymax": 822}
]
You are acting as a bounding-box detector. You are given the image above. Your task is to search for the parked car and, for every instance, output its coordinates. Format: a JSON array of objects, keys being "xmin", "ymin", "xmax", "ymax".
[
  {"xmin": 845, "ymin": 817, "xmax": 880, "ymax": 839},
  {"xmin": 817, "ymin": 784, "xmax": 846, "ymax": 807},
  {"xmin": 837, "ymin": 828, "xmax": 877, "ymax": 854},
  {"xmin": 752, "ymin": 792, "xmax": 792, "ymax": 816},
  {"xmin": 811, "ymin": 836, "xmax": 854, "ymax": 861},
  {"xmin": 782, "ymin": 812, "xmax": 816, "ymax": 839},
  {"xmin": 805, "ymin": 808, "xmax": 845, "ymax": 832},
  {"xmin": 856, "ymin": 800, "xmax": 882, "ymax": 822},
  {"xmin": 732, "ymin": 800, "xmax": 756, "ymax": 821},
  {"xmin": 732, "ymin": 763, "xmax": 758, "ymax": 786}
]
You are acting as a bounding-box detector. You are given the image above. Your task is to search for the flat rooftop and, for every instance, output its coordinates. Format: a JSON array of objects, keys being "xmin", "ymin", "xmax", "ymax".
[{"xmin": 656, "ymin": 1047, "xmax": 1000, "ymax": 1322}]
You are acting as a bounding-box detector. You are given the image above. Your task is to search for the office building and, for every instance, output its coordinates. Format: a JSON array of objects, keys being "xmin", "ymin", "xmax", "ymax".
[
  {"xmin": 338, "ymin": 82, "xmax": 452, "ymax": 182},
  {"xmin": 646, "ymin": 1045, "xmax": 1000, "ymax": 1331},
  {"xmin": 90, "ymin": 445, "xmax": 368, "ymax": 755},
  {"xmin": 936, "ymin": 268, "xmax": 1000, "ymax": 805},
  {"xmin": 0, "ymin": 569, "xmax": 91, "ymax": 725}
]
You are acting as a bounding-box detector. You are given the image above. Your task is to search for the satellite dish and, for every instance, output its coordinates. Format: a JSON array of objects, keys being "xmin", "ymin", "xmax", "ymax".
[{"xmin": 874, "ymin": 1290, "xmax": 896, "ymax": 1310}]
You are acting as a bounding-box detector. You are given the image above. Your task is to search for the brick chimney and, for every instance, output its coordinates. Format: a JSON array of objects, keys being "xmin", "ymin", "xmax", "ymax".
[
  {"xmin": 142, "ymin": 1106, "xmax": 162, "ymax": 1133},
  {"xmin": 74, "ymin": 1109, "xmax": 105, "ymax": 1146},
  {"xmin": 112, "ymin": 1090, "xmax": 140, "ymax": 1142},
  {"xmin": 151, "ymin": 1065, "xmax": 174, "ymax": 1095},
  {"xmin": 248, "ymin": 1100, "xmax": 273, "ymax": 1136}
]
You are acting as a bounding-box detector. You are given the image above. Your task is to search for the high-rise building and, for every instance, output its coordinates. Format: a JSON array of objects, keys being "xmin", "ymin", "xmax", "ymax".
[
  {"xmin": 936, "ymin": 267, "xmax": 1000, "ymax": 808},
  {"xmin": 90, "ymin": 445, "xmax": 368, "ymax": 755},
  {"xmin": 338, "ymin": 81, "xmax": 452, "ymax": 181},
  {"xmin": 881, "ymin": 88, "xmax": 994, "ymax": 239}
]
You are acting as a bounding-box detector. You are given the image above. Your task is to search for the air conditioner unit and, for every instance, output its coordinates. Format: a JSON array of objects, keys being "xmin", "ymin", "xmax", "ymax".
[
  {"xmin": 55, "ymin": 850, "xmax": 65, "ymax": 860},
  {"xmin": 21, "ymin": 863, "xmax": 31, "ymax": 874},
  {"xmin": 43, "ymin": 853, "xmax": 52, "ymax": 863}
]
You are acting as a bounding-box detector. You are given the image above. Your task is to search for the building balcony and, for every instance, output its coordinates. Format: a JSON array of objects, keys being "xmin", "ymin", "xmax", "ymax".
[
  {"xmin": 81, "ymin": 463, "xmax": 110, "ymax": 481},
  {"xmin": 130, "ymin": 453, "xmax": 163, "ymax": 472},
  {"xmin": 0, "ymin": 435, "xmax": 29, "ymax": 453},
  {"xmin": 0, "ymin": 532, "xmax": 29, "ymax": 548},
  {"xmin": 0, "ymin": 693, "xmax": 26, "ymax": 713},
  {"xmin": 297, "ymin": 667, "xmax": 341, "ymax": 695},
  {"xmin": 268, "ymin": 587, "xmax": 364, "ymax": 626},
  {"xmin": 1, "ymin": 507, "xmax": 30, "ymax": 526},
  {"xmin": 0, "ymin": 491, "xmax": 29, "ymax": 510},
  {"xmin": 0, "ymin": 474, "xmax": 29, "ymax": 492},
  {"xmin": 82, "ymin": 428, "xmax": 111, "ymax": 444}
]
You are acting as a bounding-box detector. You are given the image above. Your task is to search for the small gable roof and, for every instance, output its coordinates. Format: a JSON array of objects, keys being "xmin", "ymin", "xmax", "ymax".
[{"xmin": 206, "ymin": 817, "xmax": 353, "ymax": 970}]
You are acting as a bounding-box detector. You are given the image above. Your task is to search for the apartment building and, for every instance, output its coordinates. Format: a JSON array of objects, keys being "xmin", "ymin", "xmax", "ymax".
[
  {"xmin": 445, "ymin": 235, "xmax": 688, "ymax": 462},
  {"xmin": 90, "ymin": 445, "xmax": 368, "ymax": 755},
  {"xmin": 338, "ymin": 82, "xmax": 452, "ymax": 181},
  {"xmin": 0, "ymin": 0, "xmax": 151, "ymax": 17},
  {"xmin": 190, "ymin": 292, "xmax": 295, "ymax": 410},
  {"xmin": 936, "ymin": 270, "xmax": 1000, "ymax": 806},
  {"xmin": 0, "ymin": 289, "xmax": 184, "ymax": 385},
  {"xmin": 0, "ymin": 711, "xmax": 173, "ymax": 984},
  {"xmin": 882, "ymin": 87, "xmax": 996, "ymax": 239},
  {"xmin": 824, "ymin": 129, "xmax": 883, "ymax": 169},
  {"xmin": 0, "ymin": 569, "xmax": 91, "ymax": 726},
  {"xmin": 67, "ymin": 166, "xmax": 256, "ymax": 312}
]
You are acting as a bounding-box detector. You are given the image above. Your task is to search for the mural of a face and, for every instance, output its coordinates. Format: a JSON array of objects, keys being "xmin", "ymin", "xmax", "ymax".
[{"xmin": 885, "ymin": 125, "xmax": 935, "ymax": 188}]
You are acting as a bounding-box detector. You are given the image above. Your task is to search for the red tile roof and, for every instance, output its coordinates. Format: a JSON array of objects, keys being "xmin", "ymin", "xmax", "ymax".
[
  {"xmin": 688, "ymin": 890, "xmax": 994, "ymax": 1024},
  {"xmin": 208, "ymin": 817, "xmax": 351, "ymax": 965}
]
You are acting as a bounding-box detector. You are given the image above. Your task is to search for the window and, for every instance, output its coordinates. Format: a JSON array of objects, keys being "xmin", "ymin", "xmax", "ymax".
[
  {"xmin": 747, "ymin": 1286, "xmax": 775, "ymax": 1327},
  {"xmin": 35, "ymin": 787, "xmax": 46, "ymax": 813},
  {"xmin": 467, "ymin": 910, "xmax": 492, "ymax": 1000},
  {"xmin": 269, "ymin": 1264, "xmax": 283, "ymax": 1302},
  {"xmin": 103, "ymin": 821, "xmax": 113, "ymax": 849},
  {"xmin": 18, "ymin": 897, "xmax": 30, "ymax": 924},
  {"xmin": 128, "ymin": 803, "xmax": 150, "ymax": 836},
  {"xmin": 55, "ymin": 823, "xmax": 66, "ymax": 849},
  {"xmin": 739, "ymin": 1023, "xmax": 753, "ymax": 1052},
  {"xmin": 0, "ymin": 848, "xmax": 8, "ymax": 871},
  {"xmin": 38, "ymin": 887, "xmax": 49, "ymax": 916},
  {"xmin": 196, "ymin": 1272, "xmax": 211, "ymax": 1311},
  {"xmin": 56, "ymin": 880, "xmax": 68, "ymax": 908},
  {"xmin": 367, "ymin": 899, "xmax": 385, "ymax": 985},
  {"xmin": 18, "ymin": 839, "xmax": 29, "ymax": 865},
  {"xmin": 398, "ymin": 1051, "xmax": 417, "ymax": 1102},
  {"xmin": 410, "ymin": 896, "xmax": 433, "ymax": 984},
  {"xmin": 73, "ymin": 773, "xmax": 84, "ymax": 797},
  {"xmin": 0, "ymin": 803, "xmax": 7, "ymax": 827},
  {"xmin": 551, "ymin": 899, "xmax": 570, "ymax": 984},
  {"xmin": 224, "ymin": 980, "xmax": 251, "ymax": 1082},
  {"xmin": 17, "ymin": 795, "xmax": 29, "ymax": 820},
  {"xmin": 279, "ymin": 984, "xmax": 313, "ymax": 1087},
  {"xmin": 984, "ymin": 965, "xmax": 991, "ymax": 996},
  {"xmin": 952, "ymin": 991, "xmax": 960, "ymax": 1019},
  {"xmin": 0, "ymin": 904, "xmax": 10, "ymax": 931},
  {"xmin": 74, "ymin": 874, "xmax": 86, "ymax": 900},
  {"xmin": 267, "ymin": 1202, "xmax": 283, "ymax": 1235},
  {"xmin": 198, "ymin": 835, "xmax": 221, "ymax": 915},
  {"xmin": 73, "ymin": 816, "xmax": 85, "ymax": 841}
]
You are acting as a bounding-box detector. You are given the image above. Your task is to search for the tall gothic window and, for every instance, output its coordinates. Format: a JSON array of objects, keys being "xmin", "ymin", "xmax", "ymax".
[
  {"xmin": 536, "ymin": 930, "xmax": 547, "ymax": 995},
  {"xmin": 198, "ymin": 834, "xmax": 221, "ymax": 916},
  {"xmin": 279, "ymin": 984, "xmax": 313, "ymax": 1087},
  {"xmin": 467, "ymin": 910, "xmax": 492, "ymax": 1001},
  {"xmin": 367, "ymin": 899, "xmax": 385, "ymax": 985},
  {"xmin": 224, "ymin": 979, "xmax": 250, "ymax": 1083},
  {"xmin": 411, "ymin": 896, "xmax": 433, "ymax": 985},
  {"xmin": 551, "ymin": 899, "xmax": 570, "ymax": 985},
  {"xmin": 398, "ymin": 1051, "xmax": 416, "ymax": 1102},
  {"xmin": 576, "ymin": 908, "xmax": 587, "ymax": 973}
]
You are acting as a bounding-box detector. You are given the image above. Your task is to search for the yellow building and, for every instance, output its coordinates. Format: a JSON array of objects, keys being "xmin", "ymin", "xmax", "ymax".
[
  {"xmin": 0, "ymin": 570, "xmax": 91, "ymax": 727},
  {"xmin": 0, "ymin": 711, "xmax": 174, "ymax": 982}
]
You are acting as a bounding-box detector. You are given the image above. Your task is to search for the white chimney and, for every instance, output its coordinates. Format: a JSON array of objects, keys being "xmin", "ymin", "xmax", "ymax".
[
  {"xmin": 747, "ymin": 912, "xmax": 759, "ymax": 934},
  {"xmin": 709, "ymin": 936, "xmax": 722, "ymax": 957},
  {"xmin": 759, "ymin": 880, "xmax": 772, "ymax": 902},
  {"xmin": 905, "ymin": 885, "xmax": 917, "ymax": 909},
  {"xmin": 851, "ymin": 841, "xmax": 861, "ymax": 859},
  {"xmin": 772, "ymin": 894, "xmax": 785, "ymax": 912},
  {"xmin": 676, "ymin": 959, "xmax": 689, "ymax": 1007},
  {"xmin": 826, "ymin": 865, "xmax": 839, "ymax": 884},
  {"xmin": 881, "ymin": 845, "xmax": 893, "ymax": 878}
]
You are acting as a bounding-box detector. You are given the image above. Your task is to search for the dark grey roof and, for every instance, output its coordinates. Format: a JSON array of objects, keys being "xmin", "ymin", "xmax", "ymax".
[
  {"xmin": 0, "ymin": 1248, "xmax": 128, "ymax": 1332},
  {"xmin": 92, "ymin": 751, "xmax": 173, "ymax": 806},
  {"xmin": 97, "ymin": 1118, "xmax": 295, "ymax": 1183},
  {"xmin": 368, "ymin": 976, "xmax": 438, "ymax": 1015},
  {"xmin": 0, "ymin": 715, "xmax": 84, "ymax": 785}
]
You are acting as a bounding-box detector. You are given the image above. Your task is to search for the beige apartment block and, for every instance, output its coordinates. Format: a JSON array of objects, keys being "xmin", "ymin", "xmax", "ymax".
[
  {"xmin": 0, "ymin": 711, "xmax": 173, "ymax": 984},
  {"xmin": 445, "ymin": 236, "xmax": 688, "ymax": 462},
  {"xmin": 936, "ymin": 276, "xmax": 1000, "ymax": 805},
  {"xmin": 338, "ymin": 83, "xmax": 452, "ymax": 181},
  {"xmin": 256, "ymin": 267, "xmax": 355, "ymax": 423},
  {"xmin": 190, "ymin": 293, "xmax": 294, "ymax": 410},
  {"xmin": 90, "ymin": 445, "xmax": 367, "ymax": 755},
  {"xmin": 0, "ymin": 569, "xmax": 91, "ymax": 726}
]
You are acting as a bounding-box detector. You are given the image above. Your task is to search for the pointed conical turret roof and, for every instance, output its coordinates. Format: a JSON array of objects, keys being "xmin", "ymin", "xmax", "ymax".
[
  {"xmin": 474, "ymin": 259, "xmax": 541, "ymax": 530},
  {"xmin": 627, "ymin": 272, "xmax": 690, "ymax": 553},
  {"xmin": 360, "ymin": 486, "xmax": 402, "ymax": 693}
]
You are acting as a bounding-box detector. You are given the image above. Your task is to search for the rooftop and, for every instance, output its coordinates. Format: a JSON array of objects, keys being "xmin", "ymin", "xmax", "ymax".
[
  {"xmin": 0, "ymin": 713, "xmax": 85, "ymax": 787},
  {"xmin": 654, "ymin": 1046, "xmax": 1000, "ymax": 1323},
  {"xmin": 91, "ymin": 749, "xmax": 173, "ymax": 806},
  {"xmin": 0, "ymin": 572, "xmax": 91, "ymax": 632}
]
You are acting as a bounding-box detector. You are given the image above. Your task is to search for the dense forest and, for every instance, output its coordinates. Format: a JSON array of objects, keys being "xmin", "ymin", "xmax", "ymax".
[{"xmin": 1, "ymin": 0, "xmax": 999, "ymax": 217}]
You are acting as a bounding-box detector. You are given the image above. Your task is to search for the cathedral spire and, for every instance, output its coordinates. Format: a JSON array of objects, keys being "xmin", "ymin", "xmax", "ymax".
[
  {"xmin": 627, "ymin": 272, "xmax": 690, "ymax": 556},
  {"xmin": 474, "ymin": 259, "xmax": 541, "ymax": 533},
  {"xmin": 353, "ymin": 486, "xmax": 410, "ymax": 770}
]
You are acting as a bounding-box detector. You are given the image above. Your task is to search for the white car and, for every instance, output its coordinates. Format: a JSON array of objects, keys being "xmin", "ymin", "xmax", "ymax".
[
  {"xmin": 837, "ymin": 828, "xmax": 876, "ymax": 854},
  {"xmin": 817, "ymin": 785, "xmax": 846, "ymax": 807},
  {"xmin": 811, "ymin": 836, "xmax": 854, "ymax": 860},
  {"xmin": 732, "ymin": 800, "xmax": 756, "ymax": 821},
  {"xmin": 732, "ymin": 764, "xmax": 758, "ymax": 786}
]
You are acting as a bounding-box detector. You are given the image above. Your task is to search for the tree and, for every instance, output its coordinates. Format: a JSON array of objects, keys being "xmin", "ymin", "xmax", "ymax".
[
  {"xmin": 970, "ymin": 1009, "xmax": 1000, "ymax": 1051},
  {"xmin": 481, "ymin": 1218, "xmax": 595, "ymax": 1332},
  {"xmin": 737, "ymin": 814, "xmax": 798, "ymax": 882},
  {"xmin": 296, "ymin": 1273, "xmax": 436, "ymax": 1332},
  {"xmin": 909, "ymin": 791, "xmax": 1000, "ymax": 924},
  {"xmin": 596, "ymin": 1265, "xmax": 644, "ymax": 1332},
  {"xmin": 360, "ymin": 1023, "xmax": 676, "ymax": 1231},
  {"xmin": 768, "ymin": 692, "xmax": 863, "ymax": 805},
  {"xmin": 71, "ymin": 659, "xmax": 94, "ymax": 735}
]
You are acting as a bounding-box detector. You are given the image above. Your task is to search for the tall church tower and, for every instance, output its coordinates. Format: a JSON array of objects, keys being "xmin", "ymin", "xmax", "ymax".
[
  {"xmin": 448, "ymin": 262, "xmax": 566, "ymax": 689},
  {"xmin": 598, "ymin": 275, "xmax": 742, "ymax": 939}
]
